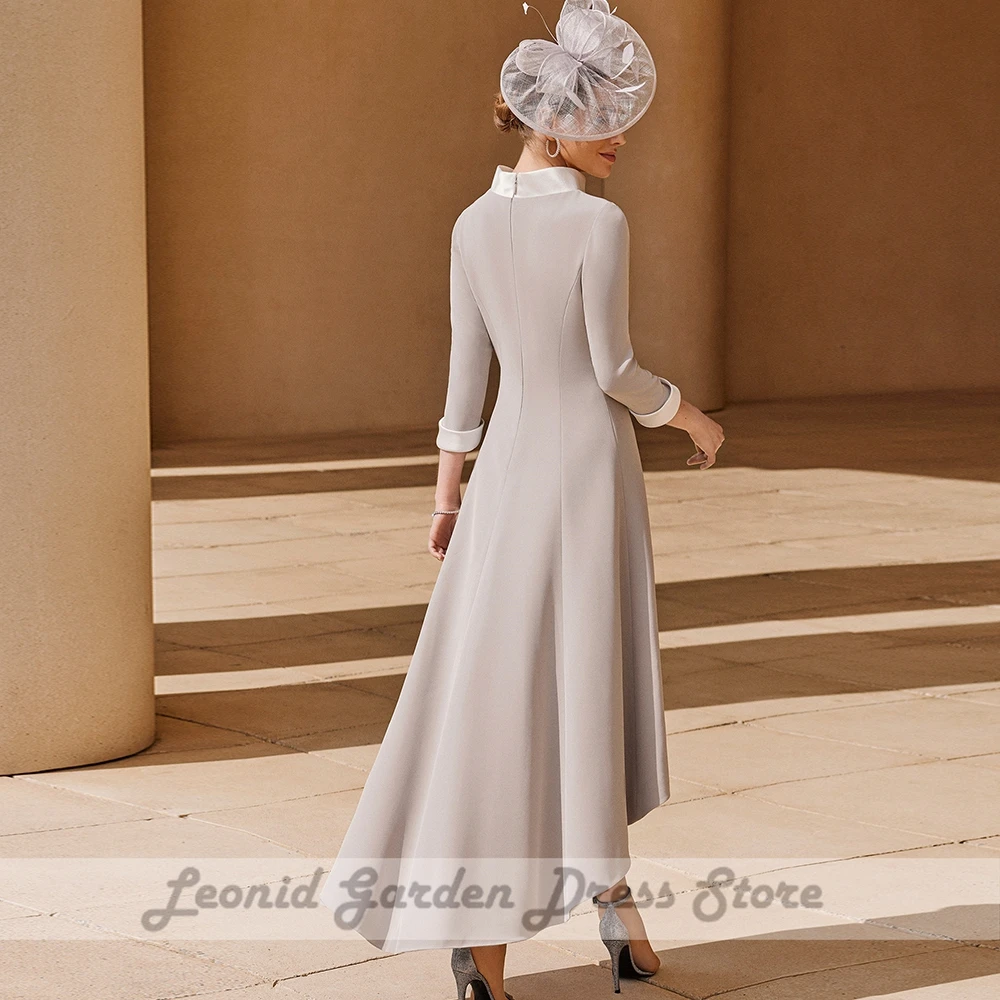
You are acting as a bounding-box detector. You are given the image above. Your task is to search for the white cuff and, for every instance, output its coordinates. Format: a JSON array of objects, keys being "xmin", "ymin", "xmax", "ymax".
[
  {"xmin": 436, "ymin": 417, "xmax": 484, "ymax": 452},
  {"xmin": 631, "ymin": 378, "xmax": 681, "ymax": 427}
]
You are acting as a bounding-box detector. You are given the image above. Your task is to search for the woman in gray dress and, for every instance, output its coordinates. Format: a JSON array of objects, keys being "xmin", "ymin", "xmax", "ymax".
[{"xmin": 319, "ymin": 3, "xmax": 724, "ymax": 996}]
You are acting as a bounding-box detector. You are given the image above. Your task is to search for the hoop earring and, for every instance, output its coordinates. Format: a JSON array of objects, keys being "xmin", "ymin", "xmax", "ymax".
[{"xmin": 545, "ymin": 136, "xmax": 561, "ymax": 158}]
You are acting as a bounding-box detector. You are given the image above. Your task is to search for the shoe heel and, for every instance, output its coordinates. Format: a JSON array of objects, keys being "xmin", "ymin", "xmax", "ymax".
[
  {"xmin": 604, "ymin": 936, "xmax": 625, "ymax": 993},
  {"xmin": 593, "ymin": 884, "xmax": 656, "ymax": 994},
  {"xmin": 595, "ymin": 898, "xmax": 628, "ymax": 993},
  {"xmin": 451, "ymin": 947, "xmax": 512, "ymax": 1000},
  {"xmin": 452, "ymin": 947, "xmax": 476, "ymax": 1000}
]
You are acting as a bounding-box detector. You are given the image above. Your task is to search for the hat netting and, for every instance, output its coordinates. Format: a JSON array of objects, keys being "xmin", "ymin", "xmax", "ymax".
[{"xmin": 499, "ymin": 0, "xmax": 656, "ymax": 142}]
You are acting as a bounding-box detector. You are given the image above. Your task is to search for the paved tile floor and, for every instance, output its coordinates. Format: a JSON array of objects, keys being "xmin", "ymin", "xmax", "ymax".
[{"xmin": 2, "ymin": 391, "xmax": 999, "ymax": 998}]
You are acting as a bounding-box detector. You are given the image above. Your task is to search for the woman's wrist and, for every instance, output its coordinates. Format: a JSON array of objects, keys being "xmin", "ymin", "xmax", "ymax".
[
  {"xmin": 435, "ymin": 496, "xmax": 462, "ymax": 509},
  {"xmin": 666, "ymin": 399, "xmax": 695, "ymax": 429}
]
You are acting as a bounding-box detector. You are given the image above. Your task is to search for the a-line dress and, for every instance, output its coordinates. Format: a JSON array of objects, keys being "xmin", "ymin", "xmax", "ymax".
[{"xmin": 319, "ymin": 163, "xmax": 681, "ymax": 952}]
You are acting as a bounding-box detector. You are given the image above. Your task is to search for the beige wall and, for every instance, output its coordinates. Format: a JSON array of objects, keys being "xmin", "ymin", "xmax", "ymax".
[
  {"xmin": 144, "ymin": 1, "xmax": 730, "ymax": 445},
  {"xmin": 145, "ymin": 1, "xmax": 999, "ymax": 446},
  {"xmin": 727, "ymin": 0, "xmax": 1000, "ymax": 399},
  {"xmin": 145, "ymin": 2, "xmax": 519, "ymax": 444},
  {"xmin": 606, "ymin": 0, "xmax": 731, "ymax": 412}
]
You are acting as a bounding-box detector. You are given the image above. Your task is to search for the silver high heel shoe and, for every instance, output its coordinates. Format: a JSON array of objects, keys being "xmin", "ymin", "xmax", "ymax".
[
  {"xmin": 592, "ymin": 885, "xmax": 658, "ymax": 994},
  {"xmin": 451, "ymin": 947, "xmax": 516, "ymax": 1000}
]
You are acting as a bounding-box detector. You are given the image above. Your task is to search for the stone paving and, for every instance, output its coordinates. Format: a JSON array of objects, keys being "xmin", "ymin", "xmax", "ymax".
[{"xmin": 2, "ymin": 390, "xmax": 999, "ymax": 998}]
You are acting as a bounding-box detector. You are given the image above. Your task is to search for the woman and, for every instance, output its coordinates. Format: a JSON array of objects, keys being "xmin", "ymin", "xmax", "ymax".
[{"xmin": 319, "ymin": 3, "xmax": 725, "ymax": 997}]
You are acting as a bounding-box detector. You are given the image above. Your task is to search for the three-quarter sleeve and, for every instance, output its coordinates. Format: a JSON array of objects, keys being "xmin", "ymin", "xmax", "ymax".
[
  {"xmin": 580, "ymin": 201, "xmax": 681, "ymax": 428},
  {"xmin": 436, "ymin": 216, "xmax": 493, "ymax": 452}
]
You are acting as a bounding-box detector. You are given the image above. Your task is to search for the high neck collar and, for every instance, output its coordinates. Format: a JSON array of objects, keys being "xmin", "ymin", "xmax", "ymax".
[{"xmin": 490, "ymin": 164, "xmax": 587, "ymax": 198}]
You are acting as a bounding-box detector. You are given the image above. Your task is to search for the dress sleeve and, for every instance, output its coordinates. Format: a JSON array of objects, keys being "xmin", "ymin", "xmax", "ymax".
[
  {"xmin": 436, "ymin": 216, "xmax": 493, "ymax": 452},
  {"xmin": 580, "ymin": 201, "xmax": 681, "ymax": 427}
]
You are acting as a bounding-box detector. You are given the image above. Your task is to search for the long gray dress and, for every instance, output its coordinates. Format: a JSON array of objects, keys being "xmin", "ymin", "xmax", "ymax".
[{"xmin": 319, "ymin": 163, "xmax": 681, "ymax": 952}]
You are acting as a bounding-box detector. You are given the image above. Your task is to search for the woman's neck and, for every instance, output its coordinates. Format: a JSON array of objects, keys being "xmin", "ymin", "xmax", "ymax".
[{"xmin": 513, "ymin": 146, "xmax": 569, "ymax": 172}]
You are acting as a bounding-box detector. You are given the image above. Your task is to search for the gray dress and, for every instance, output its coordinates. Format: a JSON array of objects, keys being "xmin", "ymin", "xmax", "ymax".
[{"xmin": 319, "ymin": 164, "xmax": 681, "ymax": 952}]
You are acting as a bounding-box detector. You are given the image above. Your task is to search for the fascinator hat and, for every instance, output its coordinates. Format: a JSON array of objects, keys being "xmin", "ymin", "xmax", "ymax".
[{"xmin": 500, "ymin": 0, "xmax": 656, "ymax": 142}]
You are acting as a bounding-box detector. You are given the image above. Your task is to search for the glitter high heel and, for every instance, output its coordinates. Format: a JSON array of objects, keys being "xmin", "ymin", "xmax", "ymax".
[
  {"xmin": 593, "ymin": 885, "xmax": 658, "ymax": 993},
  {"xmin": 451, "ymin": 947, "xmax": 515, "ymax": 1000}
]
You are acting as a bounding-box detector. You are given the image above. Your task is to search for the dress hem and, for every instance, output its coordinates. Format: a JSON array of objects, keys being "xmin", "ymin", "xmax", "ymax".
[{"xmin": 354, "ymin": 855, "xmax": 636, "ymax": 955}]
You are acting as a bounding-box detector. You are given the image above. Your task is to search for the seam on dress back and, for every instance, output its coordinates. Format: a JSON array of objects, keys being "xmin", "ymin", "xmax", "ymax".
[{"xmin": 554, "ymin": 256, "xmax": 581, "ymax": 864}]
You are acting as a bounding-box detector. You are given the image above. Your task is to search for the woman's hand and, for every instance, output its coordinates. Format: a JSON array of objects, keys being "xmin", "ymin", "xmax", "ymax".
[
  {"xmin": 430, "ymin": 449, "xmax": 468, "ymax": 560},
  {"xmin": 428, "ymin": 510, "xmax": 460, "ymax": 561},
  {"xmin": 668, "ymin": 400, "xmax": 725, "ymax": 470}
]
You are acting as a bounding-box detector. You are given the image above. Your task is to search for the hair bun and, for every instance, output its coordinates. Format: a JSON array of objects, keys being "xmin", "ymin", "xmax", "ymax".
[{"xmin": 493, "ymin": 91, "xmax": 528, "ymax": 134}]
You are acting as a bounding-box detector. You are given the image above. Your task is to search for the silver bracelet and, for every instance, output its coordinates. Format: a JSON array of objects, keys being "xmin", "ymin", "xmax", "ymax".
[{"xmin": 431, "ymin": 508, "xmax": 461, "ymax": 518}]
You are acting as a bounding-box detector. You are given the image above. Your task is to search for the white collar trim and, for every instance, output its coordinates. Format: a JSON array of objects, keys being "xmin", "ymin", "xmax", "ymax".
[{"xmin": 490, "ymin": 164, "xmax": 587, "ymax": 198}]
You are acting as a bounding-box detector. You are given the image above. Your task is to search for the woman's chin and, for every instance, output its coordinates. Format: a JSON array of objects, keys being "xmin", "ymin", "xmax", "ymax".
[{"xmin": 595, "ymin": 154, "xmax": 617, "ymax": 175}]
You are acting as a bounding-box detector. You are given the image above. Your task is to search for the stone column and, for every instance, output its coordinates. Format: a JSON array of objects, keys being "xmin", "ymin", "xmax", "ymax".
[{"xmin": 0, "ymin": 1, "xmax": 155, "ymax": 773}]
